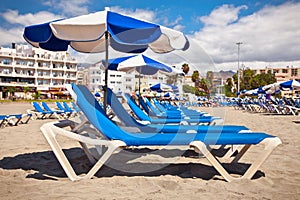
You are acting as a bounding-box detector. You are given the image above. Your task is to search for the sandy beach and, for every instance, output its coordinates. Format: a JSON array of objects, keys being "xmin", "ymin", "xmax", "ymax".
[{"xmin": 0, "ymin": 102, "xmax": 299, "ymax": 199}]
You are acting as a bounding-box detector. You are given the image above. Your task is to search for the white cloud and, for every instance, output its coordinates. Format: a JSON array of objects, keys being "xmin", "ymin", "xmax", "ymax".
[
  {"xmin": 1, "ymin": 9, "xmax": 62, "ymax": 26},
  {"xmin": 199, "ymin": 4, "xmax": 247, "ymax": 27},
  {"xmin": 110, "ymin": 6, "xmax": 157, "ymax": 23},
  {"xmin": 190, "ymin": 2, "xmax": 300, "ymax": 70},
  {"xmin": 0, "ymin": 27, "xmax": 25, "ymax": 46},
  {"xmin": 110, "ymin": 6, "xmax": 184, "ymax": 31},
  {"xmin": 42, "ymin": 0, "xmax": 90, "ymax": 16},
  {"xmin": 0, "ymin": 9, "xmax": 63, "ymax": 46}
]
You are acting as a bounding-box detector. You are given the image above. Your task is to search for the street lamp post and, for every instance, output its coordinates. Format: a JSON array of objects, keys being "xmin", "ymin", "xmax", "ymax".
[{"xmin": 236, "ymin": 42, "xmax": 242, "ymax": 96}]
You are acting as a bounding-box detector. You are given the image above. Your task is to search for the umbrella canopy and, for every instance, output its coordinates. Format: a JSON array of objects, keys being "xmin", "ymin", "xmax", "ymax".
[
  {"xmin": 104, "ymin": 54, "xmax": 172, "ymax": 75},
  {"xmin": 279, "ymin": 80, "xmax": 300, "ymax": 90},
  {"xmin": 23, "ymin": 8, "xmax": 189, "ymax": 54},
  {"xmin": 94, "ymin": 92, "xmax": 101, "ymax": 97},
  {"xmin": 104, "ymin": 54, "xmax": 174, "ymax": 99},
  {"xmin": 262, "ymin": 82, "xmax": 281, "ymax": 94},
  {"xmin": 150, "ymin": 83, "xmax": 173, "ymax": 92},
  {"xmin": 23, "ymin": 8, "xmax": 189, "ymax": 112},
  {"xmin": 244, "ymin": 87, "xmax": 266, "ymax": 96},
  {"xmin": 262, "ymin": 80, "xmax": 300, "ymax": 95},
  {"xmin": 167, "ymin": 84, "xmax": 179, "ymax": 92},
  {"xmin": 163, "ymin": 92, "xmax": 175, "ymax": 98}
]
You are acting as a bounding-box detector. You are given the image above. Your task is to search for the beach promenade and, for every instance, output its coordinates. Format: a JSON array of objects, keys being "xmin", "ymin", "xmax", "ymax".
[{"xmin": 0, "ymin": 102, "xmax": 299, "ymax": 199}]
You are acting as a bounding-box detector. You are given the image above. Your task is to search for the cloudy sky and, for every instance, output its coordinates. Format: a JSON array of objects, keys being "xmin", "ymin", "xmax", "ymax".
[{"xmin": 0, "ymin": 0, "xmax": 299, "ymax": 74}]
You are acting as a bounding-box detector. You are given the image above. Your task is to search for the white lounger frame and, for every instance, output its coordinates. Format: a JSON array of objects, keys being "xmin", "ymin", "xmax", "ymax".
[{"xmin": 41, "ymin": 120, "xmax": 281, "ymax": 182}]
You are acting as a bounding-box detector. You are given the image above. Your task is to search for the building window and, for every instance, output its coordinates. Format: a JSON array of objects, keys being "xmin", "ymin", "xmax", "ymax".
[
  {"xmin": 282, "ymin": 69, "xmax": 288, "ymax": 73},
  {"xmin": 2, "ymin": 59, "xmax": 12, "ymax": 65},
  {"xmin": 291, "ymin": 69, "xmax": 298, "ymax": 76},
  {"xmin": 28, "ymin": 61, "xmax": 34, "ymax": 67}
]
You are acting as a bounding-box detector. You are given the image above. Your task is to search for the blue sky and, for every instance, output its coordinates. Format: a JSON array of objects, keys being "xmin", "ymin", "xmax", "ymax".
[{"xmin": 0, "ymin": 0, "xmax": 299, "ymax": 72}]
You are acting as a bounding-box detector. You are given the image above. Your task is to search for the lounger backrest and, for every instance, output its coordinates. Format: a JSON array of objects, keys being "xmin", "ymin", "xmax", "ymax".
[
  {"xmin": 71, "ymin": 102, "xmax": 81, "ymax": 112},
  {"xmin": 63, "ymin": 102, "xmax": 73, "ymax": 111},
  {"xmin": 41, "ymin": 102, "xmax": 52, "ymax": 112},
  {"xmin": 152, "ymin": 99, "xmax": 169, "ymax": 112},
  {"xmin": 144, "ymin": 98, "xmax": 162, "ymax": 115},
  {"xmin": 72, "ymin": 84, "xmax": 132, "ymax": 141},
  {"xmin": 107, "ymin": 88, "xmax": 141, "ymax": 127},
  {"xmin": 32, "ymin": 102, "xmax": 44, "ymax": 112},
  {"xmin": 138, "ymin": 97, "xmax": 150, "ymax": 114},
  {"xmin": 56, "ymin": 102, "xmax": 65, "ymax": 110},
  {"xmin": 124, "ymin": 93, "xmax": 151, "ymax": 121},
  {"xmin": 106, "ymin": 88, "xmax": 156, "ymax": 132}
]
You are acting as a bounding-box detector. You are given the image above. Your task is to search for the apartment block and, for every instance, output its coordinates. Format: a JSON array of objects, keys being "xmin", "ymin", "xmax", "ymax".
[{"xmin": 0, "ymin": 44, "xmax": 78, "ymax": 99}]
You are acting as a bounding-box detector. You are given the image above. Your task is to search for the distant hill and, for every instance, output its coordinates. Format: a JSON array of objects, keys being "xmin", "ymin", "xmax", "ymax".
[
  {"xmin": 213, "ymin": 70, "xmax": 235, "ymax": 79},
  {"xmin": 77, "ymin": 62, "xmax": 91, "ymax": 68}
]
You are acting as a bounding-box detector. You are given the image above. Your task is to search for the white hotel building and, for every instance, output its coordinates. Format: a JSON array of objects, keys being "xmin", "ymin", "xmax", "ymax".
[
  {"xmin": 0, "ymin": 44, "xmax": 77, "ymax": 99},
  {"xmin": 86, "ymin": 61, "xmax": 173, "ymax": 95},
  {"xmin": 0, "ymin": 44, "xmax": 184, "ymax": 99}
]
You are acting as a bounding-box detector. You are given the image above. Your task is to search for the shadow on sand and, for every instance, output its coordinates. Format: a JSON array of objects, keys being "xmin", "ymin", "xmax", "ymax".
[{"xmin": 0, "ymin": 147, "xmax": 265, "ymax": 181}]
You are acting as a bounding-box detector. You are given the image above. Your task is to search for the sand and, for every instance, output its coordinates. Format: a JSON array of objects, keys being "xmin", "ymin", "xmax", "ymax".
[{"xmin": 0, "ymin": 102, "xmax": 299, "ymax": 200}]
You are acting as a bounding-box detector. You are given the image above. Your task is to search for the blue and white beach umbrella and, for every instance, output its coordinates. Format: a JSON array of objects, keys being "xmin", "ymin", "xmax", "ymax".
[
  {"xmin": 104, "ymin": 54, "xmax": 174, "ymax": 96},
  {"xmin": 150, "ymin": 83, "xmax": 173, "ymax": 92},
  {"xmin": 104, "ymin": 54, "xmax": 172, "ymax": 75},
  {"xmin": 23, "ymin": 7, "xmax": 189, "ymax": 110},
  {"xmin": 279, "ymin": 80, "xmax": 300, "ymax": 90},
  {"xmin": 23, "ymin": 8, "xmax": 189, "ymax": 53}
]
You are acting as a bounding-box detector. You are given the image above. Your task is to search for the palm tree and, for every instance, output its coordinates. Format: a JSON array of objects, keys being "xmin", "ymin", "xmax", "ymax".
[
  {"xmin": 199, "ymin": 78, "xmax": 210, "ymax": 97},
  {"xmin": 4, "ymin": 86, "xmax": 16, "ymax": 100},
  {"xmin": 181, "ymin": 63, "xmax": 189, "ymax": 75},
  {"xmin": 191, "ymin": 70, "xmax": 199, "ymax": 82},
  {"xmin": 23, "ymin": 86, "xmax": 31, "ymax": 99},
  {"xmin": 225, "ymin": 78, "xmax": 235, "ymax": 96}
]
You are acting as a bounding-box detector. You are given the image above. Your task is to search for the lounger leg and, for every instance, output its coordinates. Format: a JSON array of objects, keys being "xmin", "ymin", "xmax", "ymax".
[
  {"xmin": 42, "ymin": 126, "xmax": 80, "ymax": 180},
  {"xmin": 41, "ymin": 122, "xmax": 125, "ymax": 181},
  {"xmin": 10, "ymin": 117, "xmax": 22, "ymax": 126},
  {"xmin": 190, "ymin": 137, "xmax": 281, "ymax": 182},
  {"xmin": 241, "ymin": 137, "xmax": 281, "ymax": 179},
  {"xmin": 231, "ymin": 145, "xmax": 251, "ymax": 163},
  {"xmin": 219, "ymin": 145, "xmax": 240, "ymax": 159},
  {"xmin": 22, "ymin": 115, "xmax": 32, "ymax": 124},
  {"xmin": 191, "ymin": 141, "xmax": 237, "ymax": 182},
  {"xmin": 220, "ymin": 144, "xmax": 250, "ymax": 161}
]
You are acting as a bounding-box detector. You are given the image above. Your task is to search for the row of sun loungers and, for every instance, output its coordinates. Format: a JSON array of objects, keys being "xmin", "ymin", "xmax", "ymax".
[
  {"xmin": 27, "ymin": 101, "xmax": 80, "ymax": 120},
  {"xmin": 39, "ymin": 84, "xmax": 282, "ymax": 182},
  {"xmin": 232, "ymin": 97, "xmax": 300, "ymax": 115},
  {"xmin": 1, "ymin": 100, "xmax": 81, "ymax": 129}
]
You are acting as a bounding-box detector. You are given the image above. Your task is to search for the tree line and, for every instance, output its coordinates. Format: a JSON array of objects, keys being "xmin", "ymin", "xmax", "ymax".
[{"xmin": 181, "ymin": 63, "xmax": 276, "ymax": 98}]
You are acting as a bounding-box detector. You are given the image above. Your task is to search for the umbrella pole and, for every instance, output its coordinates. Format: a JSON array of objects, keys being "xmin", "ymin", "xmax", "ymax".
[
  {"xmin": 138, "ymin": 67, "xmax": 141, "ymax": 106},
  {"xmin": 104, "ymin": 31, "xmax": 109, "ymax": 113}
]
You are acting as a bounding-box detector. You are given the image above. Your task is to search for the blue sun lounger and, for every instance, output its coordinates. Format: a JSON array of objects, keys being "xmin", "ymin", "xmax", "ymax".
[
  {"xmin": 41, "ymin": 84, "xmax": 281, "ymax": 182},
  {"xmin": 42, "ymin": 102, "xmax": 70, "ymax": 118},
  {"xmin": 28, "ymin": 102, "xmax": 61, "ymax": 119},
  {"xmin": 124, "ymin": 93, "xmax": 222, "ymax": 125},
  {"xmin": 142, "ymin": 97, "xmax": 207, "ymax": 118},
  {"xmin": 6, "ymin": 113, "xmax": 32, "ymax": 126},
  {"xmin": 105, "ymin": 87, "xmax": 248, "ymax": 133},
  {"xmin": 56, "ymin": 102, "xmax": 76, "ymax": 117},
  {"xmin": 0, "ymin": 115, "xmax": 9, "ymax": 128}
]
